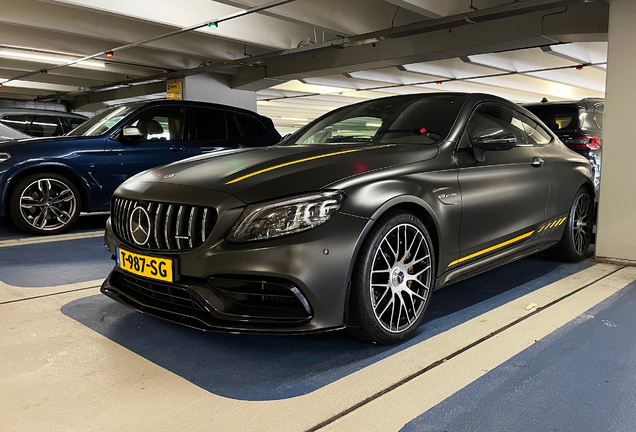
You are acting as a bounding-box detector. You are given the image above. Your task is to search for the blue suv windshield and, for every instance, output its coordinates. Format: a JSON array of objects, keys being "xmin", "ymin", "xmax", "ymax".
[{"xmin": 67, "ymin": 105, "xmax": 137, "ymax": 137}]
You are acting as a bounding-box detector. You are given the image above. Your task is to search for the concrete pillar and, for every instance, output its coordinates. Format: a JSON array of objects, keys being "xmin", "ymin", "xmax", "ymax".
[
  {"xmin": 595, "ymin": 0, "xmax": 636, "ymax": 263},
  {"xmin": 181, "ymin": 73, "xmax": 257, "ymax": 112}
]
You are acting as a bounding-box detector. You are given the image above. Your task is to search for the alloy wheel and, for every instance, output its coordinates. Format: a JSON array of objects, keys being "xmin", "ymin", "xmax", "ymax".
[
  {"xmin": 19, "ymin": 178, "xmax": 77, "ymax": 231},
  {"xmin": 370, "ymin": 223, "xmax": 433, "ymax": 333},
  {"xmin": 571, "ymin": 191, "xmax": 593, "ymax": 256}
]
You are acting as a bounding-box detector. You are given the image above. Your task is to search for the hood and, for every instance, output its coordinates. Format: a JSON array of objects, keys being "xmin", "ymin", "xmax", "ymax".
[
  {"xmin": 0, "ymin": 135, "xmax": 87, "ymax": 150},
  {"xmin": 128, "ymin": 143, "xmax": 439, "ymax": 203}
]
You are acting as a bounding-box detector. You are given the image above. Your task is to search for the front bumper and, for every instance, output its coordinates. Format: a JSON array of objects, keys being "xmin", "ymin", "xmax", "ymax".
[{"xmin": 102, "ymin": 185, "xmax": 371, "ymax": 334}]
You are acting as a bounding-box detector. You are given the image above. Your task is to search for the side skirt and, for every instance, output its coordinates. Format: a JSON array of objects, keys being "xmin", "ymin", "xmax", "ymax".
[{"xmin": 435, "ymin": 240, "xmax": 558, "ymax": 290}]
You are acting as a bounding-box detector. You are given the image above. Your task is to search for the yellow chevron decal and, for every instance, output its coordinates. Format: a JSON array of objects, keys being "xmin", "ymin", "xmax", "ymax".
[
  {"xmin": 448, "ymin": 230, "xmax": 535, "ymax": 267},
  {"xmin": 225, "ymin": 149, "xmax": 362, "ymax": 184}
]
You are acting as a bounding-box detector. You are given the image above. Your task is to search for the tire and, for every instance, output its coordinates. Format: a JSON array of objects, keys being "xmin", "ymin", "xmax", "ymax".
[
  {"xmin": 552, "ymin": 187, "xmax": 594, "ymax": 262},
  {"xmin": 9, "ymin": 172, "xmax": 82, "ymax": 235},
  {"xmin": 347, "ymin": 210, "xmax": 436, "ymax": 344}
]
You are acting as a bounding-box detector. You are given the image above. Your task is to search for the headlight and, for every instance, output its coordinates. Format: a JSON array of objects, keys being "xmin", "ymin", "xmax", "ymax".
[
  {"xmin": 228, "ymin": 191, "xmax": 345, "ymax": 242},
  {"xmin": 0, "ymin": 153, "xmax": 10, "ymax": 163}
]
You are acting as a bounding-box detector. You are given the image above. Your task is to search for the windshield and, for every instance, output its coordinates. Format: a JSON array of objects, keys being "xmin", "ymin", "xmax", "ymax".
[
  {"xmin": 524, "ymin": 105, "xmax": 580, "ymax": 133},
  {"xmin": 284, "ymin": 94, "xmax": 466, "ymax": 146},
  {"xmin": 66, "ymin": 105, "xmax": 137, "ymax": 137}
]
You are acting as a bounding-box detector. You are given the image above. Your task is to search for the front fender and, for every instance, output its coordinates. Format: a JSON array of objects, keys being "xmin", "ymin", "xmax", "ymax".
[
  {"xmin": 338, "ymin": 168, "xmax": 462, "ymax": 296},
  {"xmin": 0, "ymin": 162, "xmax": 91, "ymax": 217}
]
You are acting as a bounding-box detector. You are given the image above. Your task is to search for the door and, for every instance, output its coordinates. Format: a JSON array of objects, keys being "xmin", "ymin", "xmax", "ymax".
[
  {"xmin": 456, "ymin": 104, "xmax": 550, "ymax": 261},
  {"xmin": 102, "ymin": 106, "xmax": 188, "ymax": 195}
]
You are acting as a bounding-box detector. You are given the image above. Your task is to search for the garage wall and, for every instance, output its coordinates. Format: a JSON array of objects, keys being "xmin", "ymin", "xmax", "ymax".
[
  {"xmin": 596, "ymin": 0, "xmax": 636, "ymax": 263},
  {"xmin": 182, "ymin": 73, "xmax": 257, "ymax": 112}
]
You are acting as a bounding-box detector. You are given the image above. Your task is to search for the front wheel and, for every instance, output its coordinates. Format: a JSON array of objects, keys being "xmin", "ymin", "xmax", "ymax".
[
  {"xmin": 552, "ymin": 187, "xmax": 594, "ymax": 261},
  {"xmin": 347, "ymin": 211, "xmax": 435, "ymax": 344},
  {"xmin": 9, "ymin": 172, "xmax": 82, "ymax": 235}
]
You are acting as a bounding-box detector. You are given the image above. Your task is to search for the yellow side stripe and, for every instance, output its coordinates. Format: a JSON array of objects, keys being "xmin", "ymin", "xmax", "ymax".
[
  {"xmin": 538, "ymin": 225, "xmax": 545, "ymax": 232},
  {"xmin": 557, "ymin": 217, "xmax": 567, "ymax": 226},
  {"xmin": 448, "ymin": 231, "xmax": 535, "ymax": 267},
  {"xmin": 225, "ymin": 149, "xmax": 361, "ymax": 184}
]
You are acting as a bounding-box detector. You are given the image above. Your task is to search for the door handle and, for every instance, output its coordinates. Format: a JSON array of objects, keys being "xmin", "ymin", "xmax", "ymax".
[
  {"xmin": 169, "ymin": 145, "xmax": 185, "ymax": 152},
  {"xmin": 531, "ymin": 157, "xmax": 544, "ymax": 168}
]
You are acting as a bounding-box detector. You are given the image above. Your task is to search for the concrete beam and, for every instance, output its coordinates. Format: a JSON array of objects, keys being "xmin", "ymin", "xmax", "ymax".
[
  {"xmin": 71, "ymin": 82, "xmax": 166, "ymax": 109},
  {"xmin": 258, "ymin": 2, "xmax": 608, "ymax": 82}
]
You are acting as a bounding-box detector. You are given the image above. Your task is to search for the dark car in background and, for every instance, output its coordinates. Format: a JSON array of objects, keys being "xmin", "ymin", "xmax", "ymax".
[
  {"xmin": 524, "ymin": 98, "xmax": 603, "ymax": 192},
  {"xmin": 0, "ymin": 108, "xmax": 87, "ymax": 141},
  {"xmin": 101, "ymin": 93, "xmax": 595, "ymax": 344},
  {"xmin": 0, "ymin": 100, "xmax": 281, "ymax": 235}
]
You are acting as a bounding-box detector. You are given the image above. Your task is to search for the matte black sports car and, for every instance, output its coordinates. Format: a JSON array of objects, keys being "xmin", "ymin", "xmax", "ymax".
[{"xmin": 101, "ymin": 93, "xmax": 594, "ymax": 344}]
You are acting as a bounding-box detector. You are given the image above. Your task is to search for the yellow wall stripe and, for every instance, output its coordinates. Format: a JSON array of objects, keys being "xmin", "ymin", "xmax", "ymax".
[
  {"xmin": 448, "ymin": 231, "xmax": 535, "ymax": 267},
  {"xmin": 225, "ymin": 149, "xmax": 361, "ymax": 184}
]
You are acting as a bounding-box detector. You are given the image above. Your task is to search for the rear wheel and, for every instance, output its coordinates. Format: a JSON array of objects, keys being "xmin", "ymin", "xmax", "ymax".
[
  {"xmin": 347, "ymin": 211, "xmax": 435, "ymax": 344},
  {"xmin": 553, "ymin": 187, "xmax": 593, "ymax": 261},
  {"xmin": 9, "ymin": 172, "xmax": 81, "ymax": 235}
]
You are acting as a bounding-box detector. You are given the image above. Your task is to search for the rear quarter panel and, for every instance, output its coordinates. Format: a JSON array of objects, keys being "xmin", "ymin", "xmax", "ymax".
[{"xmin": 537, "ymin": 140, "xmax": 594, "ymax": 217}]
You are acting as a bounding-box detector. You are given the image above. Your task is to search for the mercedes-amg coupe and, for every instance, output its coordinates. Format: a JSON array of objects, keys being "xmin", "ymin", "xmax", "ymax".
[{"xmin": 101, "ymin": 93, "xmax": 594, "ymax": 344}]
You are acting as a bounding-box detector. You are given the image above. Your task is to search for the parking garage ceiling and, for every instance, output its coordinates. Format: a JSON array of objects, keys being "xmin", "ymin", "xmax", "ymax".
[{"xmin": 0, "ymin": 0, "xmax": 609, "ymax": 133}]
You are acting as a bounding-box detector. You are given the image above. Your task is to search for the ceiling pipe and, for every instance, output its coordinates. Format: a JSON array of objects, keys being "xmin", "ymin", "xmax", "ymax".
[
  {"xmin": 37, "ymin": 0, "xmax": 599, "ymax": 101},
  {"xmin": 3, "ymin": 0, "xmax": 298, "ymax": 88}
]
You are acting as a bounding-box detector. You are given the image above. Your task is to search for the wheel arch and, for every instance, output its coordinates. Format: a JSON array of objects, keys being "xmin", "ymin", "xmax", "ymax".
[
  {"xmin": 2, "ymin": 163, "xmax": 91, "ymax": 215},
  {"xmin": 342, "ymin": 195, "xmax": 442, "ymax": 325}
]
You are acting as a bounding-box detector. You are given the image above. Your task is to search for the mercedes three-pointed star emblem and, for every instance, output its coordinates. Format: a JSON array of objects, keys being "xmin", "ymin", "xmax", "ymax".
[{"xmin": 130, "ymin": 206, "xmax": 151, "ymax": 245}]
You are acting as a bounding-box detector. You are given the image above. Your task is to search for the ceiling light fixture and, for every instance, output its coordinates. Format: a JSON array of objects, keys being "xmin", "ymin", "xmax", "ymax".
[
  {"xmin": 281, "ymin": 117, "xmax": 308, "ymax": 121},
  {"xmin": 208, "ymin": 22, "xmax": 219, "ymax": 29},
  {"xmin": 0, "ymin": 49, "xmax": 105, "ymax": 68}
]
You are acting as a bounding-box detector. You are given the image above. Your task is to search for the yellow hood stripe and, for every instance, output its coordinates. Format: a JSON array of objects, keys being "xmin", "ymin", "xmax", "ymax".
[
  {"xmin": 448, "ymin": 230, "xmax": 535, "ymax": 267},
  {"xmin": 225, "ymin": 149, "xmax": 362, "ymax": 185}
]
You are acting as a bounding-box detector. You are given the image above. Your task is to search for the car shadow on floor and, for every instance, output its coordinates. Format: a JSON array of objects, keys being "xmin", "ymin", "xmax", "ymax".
[{"xmin": 61, "ymin": 255, "xmax": 593, "ymax": 401}]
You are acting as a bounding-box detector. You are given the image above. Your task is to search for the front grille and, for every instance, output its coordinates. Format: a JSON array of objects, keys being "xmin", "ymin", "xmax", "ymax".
[
  {"xmin": 112, "ymin": 271, "xmax": 205, "ymax": 312},
  {"xmin": 112, "ymin": 197, "xmax": 217, "ymax": 251}
]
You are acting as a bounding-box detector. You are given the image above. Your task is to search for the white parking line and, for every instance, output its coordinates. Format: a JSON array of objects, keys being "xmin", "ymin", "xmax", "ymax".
[{"xmin": 0, "ymin": 230, "xmax": 104, "ymax": 248}]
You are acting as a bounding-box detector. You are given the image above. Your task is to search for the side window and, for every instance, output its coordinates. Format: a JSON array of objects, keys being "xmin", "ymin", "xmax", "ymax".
[
  {"xmin": 127, "ymin": 107, "xmax": 184, "ymax": 142},
  {"xmin": 30, "ymin": 115, "xmax": 64, "ymax": 137},
  {"xmin": 226, "ymin": 112, "xmax": 242, "ymax": 140},
  {"xmin": 594, "ymin": 104, "xmax": 604, "ymax": 130},
  {"xmin": 193, "ymin": 108, "xmax": 226, "ymax": 140},
  {"xmin": 0, "ymin": 115, "xmax": 31, "ymax": 135},
  {"xmin": 236, "ymin": 114, "xmax": 267, "ymax": 138},
  {"xmin": 466, "ymin": 104, "xmax": 527, "ymax": 145},
  {"xmin": 516, "ymin": 112, "xmax": 552, "ymax": 145}
]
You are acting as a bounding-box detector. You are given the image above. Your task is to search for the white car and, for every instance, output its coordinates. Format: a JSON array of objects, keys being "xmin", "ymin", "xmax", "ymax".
[{"xmin": 0, "ymin": 109, "xmax": 87, "ymax": 141}]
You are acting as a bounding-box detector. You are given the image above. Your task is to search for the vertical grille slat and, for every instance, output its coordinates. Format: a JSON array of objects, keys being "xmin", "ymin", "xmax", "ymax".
[
  {"xmin": 111, "ymin": 198, "xmax": 215, "ymax": 252},
  {"xmin": 165, "ymin": 204, "xmax": 174, "ymax": 250},
  {"xmin": 188, "ymin": 207, "xmax": 197, "ymax": 249},
  {"xmin": 175, "ymin": 206, "xmax": 185, "ymax": 249},
  {"xmin": 154, "ymin": 203, "xmax": 163, "ymax": 250}
]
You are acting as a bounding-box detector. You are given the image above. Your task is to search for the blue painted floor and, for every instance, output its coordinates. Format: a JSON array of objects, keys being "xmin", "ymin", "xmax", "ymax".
[
  {"xmin": 0, "ymin": 236, "xmax": 113, "ymax": 287},
  {"xmin": 0, "ymin": 213, "xmax": 108, "ymax": 241},
  {"xmin": 402, "ymin": 279, "xmax": 636, "ymax": 432}
]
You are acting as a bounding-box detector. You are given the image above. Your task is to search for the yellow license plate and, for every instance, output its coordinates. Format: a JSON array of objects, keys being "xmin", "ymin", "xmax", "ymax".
[{"xmin": 116, "ymin": 247, "xmax": 174, "ymax": 282}]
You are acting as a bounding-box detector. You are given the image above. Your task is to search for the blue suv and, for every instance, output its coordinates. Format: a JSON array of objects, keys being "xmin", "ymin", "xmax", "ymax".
[{"xmin": 0, "ymin": 100, "xmax": 281, "ymax": 235}]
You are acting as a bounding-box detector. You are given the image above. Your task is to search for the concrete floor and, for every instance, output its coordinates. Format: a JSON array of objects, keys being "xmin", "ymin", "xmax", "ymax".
[{"xmin": 1, "ymin": 216, "xmax": 635, "ymax": 432}]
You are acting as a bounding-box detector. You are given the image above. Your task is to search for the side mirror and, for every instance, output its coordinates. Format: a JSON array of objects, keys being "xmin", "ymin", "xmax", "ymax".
[
  {"xmin": 470, "ymin": 127, "xmax": 517, "ymax": 151},
  {"xmin": 122, "ymin": 126, "xmax": 143, "ymax": 137}
]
